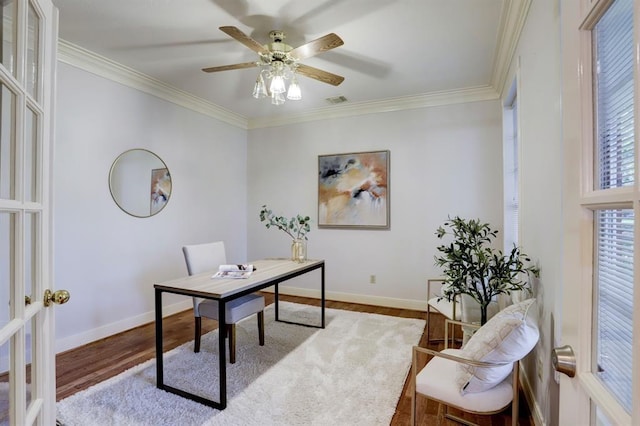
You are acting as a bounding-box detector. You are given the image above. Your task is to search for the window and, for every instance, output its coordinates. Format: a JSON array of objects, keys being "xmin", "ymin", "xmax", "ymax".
[
  {"xmin": 594, "ymin": 209, "xmax": 633, "ymax": 412},
  {"xmin": 594, "ymin": 0, "xmax": 634, "ymax": 190},
  {"xmin": 503, "ymin": 83, "xmax": 519, "ymax": 252},
  {"xmin": 591, "ymin": 0, "xmax": 634, "ymax": 414}
]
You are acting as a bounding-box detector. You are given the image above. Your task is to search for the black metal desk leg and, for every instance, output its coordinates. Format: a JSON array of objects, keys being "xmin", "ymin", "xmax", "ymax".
[
  {"xmin": 155, "ymin": 289, "xmax": 164, "ymax": 388},
  {"xmin": 275, "ymin": 283, "xmax": 280, "ymax": 321},
  {"xmin": 218, "ymin": 300, "xmax": 227, "ymax": 409},
  {"xmin": 321, "ymin": 264, "xmax": 325, "ymax": 328}
]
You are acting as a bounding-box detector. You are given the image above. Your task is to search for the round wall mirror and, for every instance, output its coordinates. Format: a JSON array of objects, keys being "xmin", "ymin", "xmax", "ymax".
[{"xmin": 109, "ymin": 149, "xmax": 172, "ymax": 218}]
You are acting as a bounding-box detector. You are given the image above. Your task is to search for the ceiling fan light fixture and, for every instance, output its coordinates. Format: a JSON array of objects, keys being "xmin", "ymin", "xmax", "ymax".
[
  {"xmin": 252, "ymin": 74, "xmax": 267, "ymax": 99},
  {"xmin": 286, "ymin": 76, "xmax": 302, "ymax": 101},
  {"xmin": 269, "ymin": 74, "xmax": 286, "ymax": 94},
  {"xmin": 260, "ymin": 61, "xmax": 301, "ymax": 105},
  {"xmin": 271, "ymin": 91, "xmax": 286, "ymax": 106},
  {"xmin": 205, "ymin": 27, "xmax": 344, "ymax": 106}
]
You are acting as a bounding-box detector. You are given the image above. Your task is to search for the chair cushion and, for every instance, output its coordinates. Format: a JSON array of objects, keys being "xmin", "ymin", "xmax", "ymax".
[
  {"xmin": 455, "ymin": 298, "xmax": 538, "ymax": 394},
  {"xmin": 416, "ymin": 349, "xmax": 513, "ymax": 413},
  {"xmin": 427, "ymin": 297, "xmax": 460, "ymax": 320},
  {"xmin": 198, "ymin": 294, "xmax": 265, "ymax": 323}
]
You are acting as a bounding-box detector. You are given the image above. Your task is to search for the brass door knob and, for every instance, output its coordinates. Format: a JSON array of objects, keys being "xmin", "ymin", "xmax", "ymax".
[
  {"xmin": 552, "ymin": 345, "xmax": 576, "ymax": 378},
  {"xmin": 44, "ymin": 289, "xmax": 70, "ymax": 307}
]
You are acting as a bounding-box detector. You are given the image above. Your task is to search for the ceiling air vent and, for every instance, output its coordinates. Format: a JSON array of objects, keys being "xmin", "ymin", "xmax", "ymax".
[{"xmin": 325, "ymin": 95, "xmax": 348, "ymax": 105}]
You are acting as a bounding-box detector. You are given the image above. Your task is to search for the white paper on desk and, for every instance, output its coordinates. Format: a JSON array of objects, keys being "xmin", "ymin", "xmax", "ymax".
[{"xmin": 212, "ymin": 264, "xmax": 254, "ymax": 279}]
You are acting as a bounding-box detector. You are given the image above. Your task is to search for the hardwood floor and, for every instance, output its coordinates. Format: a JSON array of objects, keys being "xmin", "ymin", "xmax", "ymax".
[{"xmin": 55, "ymin": 294, "xmax": 533, "ymax": 425}]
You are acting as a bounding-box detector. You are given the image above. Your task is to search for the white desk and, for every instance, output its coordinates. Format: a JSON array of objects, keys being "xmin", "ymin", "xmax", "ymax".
[{"xmin": 154, "ymin": 258, "xmax": 325, "ymax": 409}]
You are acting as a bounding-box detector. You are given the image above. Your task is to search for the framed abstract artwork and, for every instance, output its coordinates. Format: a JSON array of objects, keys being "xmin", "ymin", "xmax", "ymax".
[{"xmin": 318, "ymin": 150, "xmax": 390, "ymax": 229}]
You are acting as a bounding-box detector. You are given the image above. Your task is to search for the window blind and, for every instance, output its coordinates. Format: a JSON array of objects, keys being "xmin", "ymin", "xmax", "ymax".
[
  {"xmin": 503, "ymin": 97, "xmax": 518, "ymax": 252},
  {"xmin": 593, "ymin": 0, "xmax": 634, "ymax": 414},
  {"xmin": 595, "ymin": 209, "xmax": 633, "ymax": 413},
  {"xmin": 595, "ymin": 0, "xmax": 634, "ymax": 189}
]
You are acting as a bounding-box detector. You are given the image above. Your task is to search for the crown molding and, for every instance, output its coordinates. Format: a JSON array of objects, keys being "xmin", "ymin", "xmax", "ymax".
[
  {"xmin": 247, "ymin": 85, "xmax": 500, "ymax": 129},
  {"xmin": 57, "ymin": 39, "xmax": 502, "ymax": 131},
  {"xmin": 57, "ymin": 40, "xmax": 249, "ymax": 129},
  {"xmin": 490, "ymin": 0, "xmax": 532, "ymax": 96}
]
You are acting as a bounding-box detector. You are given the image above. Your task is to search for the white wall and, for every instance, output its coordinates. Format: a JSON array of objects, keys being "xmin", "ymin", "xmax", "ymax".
[
  {"xmin": 54, "ymin": 63, "xmax": 248, "ymax": 352},
  {"xmin": 52, "ymin": 60, "xmax": 504, "ymax": 351},
  {"xmin": 247, "ymin": 100, "xmax": 504, "ymax": 308},
  {"xmin": 502, "ymin": 1, "xmax": 563, "ymax": 425}
]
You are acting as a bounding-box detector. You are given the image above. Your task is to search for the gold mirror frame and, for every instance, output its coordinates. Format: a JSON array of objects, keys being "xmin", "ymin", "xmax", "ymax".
[{"xmin": 108, "ymin": 149, "xmax": 172, "ymax": 218}]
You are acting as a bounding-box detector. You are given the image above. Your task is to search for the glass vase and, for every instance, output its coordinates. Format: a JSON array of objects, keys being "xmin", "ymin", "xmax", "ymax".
[{"xmin": 291, "ymin": 239, "xmax": 307, "ymax": 263}]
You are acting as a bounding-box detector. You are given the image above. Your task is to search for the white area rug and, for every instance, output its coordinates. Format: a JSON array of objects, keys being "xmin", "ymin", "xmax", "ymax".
[{"xmin": 56, "ymin": 302, "xmax": 425, "ymax": 426}]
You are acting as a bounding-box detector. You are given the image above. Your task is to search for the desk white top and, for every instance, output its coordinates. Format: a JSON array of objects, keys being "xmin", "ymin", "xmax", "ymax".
[{"xmin": 154, "ymin": 258, "xmax": 324, "ymax": 299}]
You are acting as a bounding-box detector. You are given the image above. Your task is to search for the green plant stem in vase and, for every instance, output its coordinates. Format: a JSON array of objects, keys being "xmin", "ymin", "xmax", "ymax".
[{"xmin": 259, "ymin": 205, "xmax": 311, "ymax": 263}]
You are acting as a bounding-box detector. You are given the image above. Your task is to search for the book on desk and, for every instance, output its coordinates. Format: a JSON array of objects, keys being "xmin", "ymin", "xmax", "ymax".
[{"xmin": 212, "ymin": 264, "xmax": 256, "ymax": 279}]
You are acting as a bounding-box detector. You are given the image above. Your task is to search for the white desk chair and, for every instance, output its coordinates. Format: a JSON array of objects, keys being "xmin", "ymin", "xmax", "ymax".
[
  {"xmin": 412, "ymin": 298, "xmax": 539, "ymax": 426},
  {"xmin": 182, "ymin": 241, "xmax": 265, "ymax": 363}
]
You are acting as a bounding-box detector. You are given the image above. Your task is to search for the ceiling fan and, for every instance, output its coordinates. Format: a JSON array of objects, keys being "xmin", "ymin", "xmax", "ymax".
[{"xmin": 202, "ymin": 26, "xmax": 345, "ymax": 104}]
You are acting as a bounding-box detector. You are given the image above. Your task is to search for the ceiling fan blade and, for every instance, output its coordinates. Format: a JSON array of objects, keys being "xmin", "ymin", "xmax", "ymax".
[
  {"xmin": 202, "ymin": 61, "xmax": 257, "ymax": 73},
  {"xmin": 219, "ymin": 26, "xmax": 268, "ymax": 55},
  {"xmin": 289, "ymin": 33, "xmax": 344, "ymax": 60},
  {"xmin": 296, "ymin": 64, "xmax": 344, "ymax": 86}
]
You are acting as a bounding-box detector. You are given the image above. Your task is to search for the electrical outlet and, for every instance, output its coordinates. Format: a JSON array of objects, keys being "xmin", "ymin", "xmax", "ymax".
[{"xmin": 369, "ymin": 275, "xmax": 376, "ymax": 284}]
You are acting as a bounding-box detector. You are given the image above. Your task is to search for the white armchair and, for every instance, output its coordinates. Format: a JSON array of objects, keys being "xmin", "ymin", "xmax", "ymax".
[
  {"xmin": 412, "ymin": 298, "xmax": 539, "ymax": 426},
  {"xmin": 426, "ymin": 279, "xmax": 460, "ymax": 346}
]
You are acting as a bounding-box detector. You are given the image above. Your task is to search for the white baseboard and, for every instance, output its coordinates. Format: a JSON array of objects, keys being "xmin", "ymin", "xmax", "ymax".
[
  {"xmin": 55, "ymin": 299, "xmax": 192, "ymax": 354},
  {"xmin": 263, "ymin": 285, "xmax": 427, "ymax": 312},
  {"xmin": 520, "ymin": 361, "xmax": 546, "ymax": 426},
  {"xmin": 55, "ymin": 288, "xmax": 426, "ymax": 353}
]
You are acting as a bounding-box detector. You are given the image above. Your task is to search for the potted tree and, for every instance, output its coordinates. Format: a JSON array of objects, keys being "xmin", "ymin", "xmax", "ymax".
[{"xmin": 434, "ymin": 216, "xmax": 539, "ymax": 325}]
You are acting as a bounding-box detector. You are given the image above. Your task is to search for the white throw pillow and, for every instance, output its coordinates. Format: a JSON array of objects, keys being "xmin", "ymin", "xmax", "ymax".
[{"xmin": 455, "ymin": 298, "xmax": 539, "ymax": 394}]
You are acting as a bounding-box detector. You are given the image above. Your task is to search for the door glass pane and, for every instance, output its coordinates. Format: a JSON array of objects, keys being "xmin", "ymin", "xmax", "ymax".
[
  {"xmin": 0, "ymin": 339, "xmax": 9, "ymax": 425},
  {"xmin": 26, "ymin": 2, "xmax": 39, "ymax": 100},
  {"xmin": 24, "ymin": 108, "xmax": 37, "ymax": 202},
  {"xmin": 24, "ymin": 212, "xmax": 35, "ymax": 302},
  {"xmin": 0, "ymin": 84, "xmax": 16, "ymax": 200},
  {"xmin": 0, "ymin": 212, "xmax": 15, "ymax": 328},
  {"xmin": 0, "ymin": 0, "xmax": 16, "ymax": 76},
  {"xmin": 594, "ymin": 209, "xmax": 633, "ymax": 413},
  {"xmin": 23, "ymin": 211, "xmax": 37, "ymax": 414},
  {"xmin": 25, "ymin": 319, "xmax": 32, "ymax": 409},
  {"xmin": 594, "ymin": 0, "xmax": 634, "ymax": 189}
]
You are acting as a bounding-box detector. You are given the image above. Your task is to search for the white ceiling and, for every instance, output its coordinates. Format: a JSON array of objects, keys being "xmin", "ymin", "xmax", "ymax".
[{"xmin": 51, "ymin": 0, "xmax": 516, "ymax": 122}]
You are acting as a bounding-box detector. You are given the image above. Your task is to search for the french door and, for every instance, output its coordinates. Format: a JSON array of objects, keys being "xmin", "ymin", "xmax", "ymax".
[
  {"xmin": 560, "ymin": 0, "xmax": 639, "ymax": 424},
  {"xmin": 0, "ymin": 0, "xmax": 60, "ymax": 425}
]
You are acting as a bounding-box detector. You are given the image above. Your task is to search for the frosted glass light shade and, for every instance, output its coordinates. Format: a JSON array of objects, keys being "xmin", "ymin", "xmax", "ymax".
[
  {"xmin": 252, "ymin": 75, "xmax": 267, "ymax": 98},
  {"xmin": 287, "ymin": 80, "xmax": 302, "ymax": 100},
  {"xmin": 269, "ymin": 75, "xmax": 286, "ymax": 94},
  {"xmin": 271, "ymin": 91, "xmax": 285, "ymax": 105}
]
